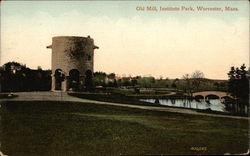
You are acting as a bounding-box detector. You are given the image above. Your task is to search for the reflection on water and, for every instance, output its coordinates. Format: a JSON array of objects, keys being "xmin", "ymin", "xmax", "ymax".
[{"xmin": 140, "ymin": 99, "xmax": 226, "ymax": 112}]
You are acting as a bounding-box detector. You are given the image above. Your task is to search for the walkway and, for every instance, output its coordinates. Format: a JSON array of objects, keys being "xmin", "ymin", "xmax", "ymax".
[{"xmin": 0, "ymin": 92, "xmax": 248, "ymax": 120}]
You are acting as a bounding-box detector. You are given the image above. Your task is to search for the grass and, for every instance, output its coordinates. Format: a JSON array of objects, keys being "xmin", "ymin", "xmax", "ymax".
[{"xmin": 0, "ymin": 101, "xmax": 248, "ymax": 156}]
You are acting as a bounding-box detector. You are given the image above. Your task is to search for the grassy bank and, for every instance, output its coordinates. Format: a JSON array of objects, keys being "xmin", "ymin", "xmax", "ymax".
[
  {"xmin": 0, "ymin": 101, "xmax": 248, "ymax": 156},
  {"xmin": 68, "ymin": 92, "xmax": 162, "ymax": 107}
]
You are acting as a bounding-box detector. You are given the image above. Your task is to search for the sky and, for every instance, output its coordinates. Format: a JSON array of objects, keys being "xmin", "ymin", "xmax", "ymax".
[{"xmin": 0, "ymin": 0, "xmax": 249, "ymax": 79}]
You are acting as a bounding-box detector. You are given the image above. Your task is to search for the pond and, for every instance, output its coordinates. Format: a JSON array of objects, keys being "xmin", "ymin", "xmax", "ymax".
[{"xmin": 140, "ymin": 98, "xmax": 226, "ymax": 112}]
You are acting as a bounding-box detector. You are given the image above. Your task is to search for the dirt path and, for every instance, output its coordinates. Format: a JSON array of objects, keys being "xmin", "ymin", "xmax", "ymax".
[{"xmin": 0, "ymin": 91, "xmax": 248, "ymax": 120}]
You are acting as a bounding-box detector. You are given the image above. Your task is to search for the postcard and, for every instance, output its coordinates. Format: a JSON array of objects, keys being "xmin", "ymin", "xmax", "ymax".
[{"xmin": 0, "ymin": 0, "xmax": 249, "ymax": 155}]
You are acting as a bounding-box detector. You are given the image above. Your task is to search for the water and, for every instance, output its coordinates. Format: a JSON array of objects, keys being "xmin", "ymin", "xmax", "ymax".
[{"xmin": 140, "ymin": 98, "xmax": 226, "ymax": 112}]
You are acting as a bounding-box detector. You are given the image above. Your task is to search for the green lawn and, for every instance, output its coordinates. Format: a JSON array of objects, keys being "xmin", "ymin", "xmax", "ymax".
[{"xmin": 0, "ymin": 101, "xmax": 248, "ymax": 156}]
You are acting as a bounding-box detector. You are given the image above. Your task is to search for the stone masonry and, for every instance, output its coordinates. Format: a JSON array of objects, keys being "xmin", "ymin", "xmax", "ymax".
[{"xmin": 47, "ymin": 36, "xmax": 98, "ymax": 91}]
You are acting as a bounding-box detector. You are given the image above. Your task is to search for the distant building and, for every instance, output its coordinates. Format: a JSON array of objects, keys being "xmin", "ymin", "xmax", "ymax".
[{"xmin": 47, "ymin": 36, "xmax": 99, "ymax": 91}]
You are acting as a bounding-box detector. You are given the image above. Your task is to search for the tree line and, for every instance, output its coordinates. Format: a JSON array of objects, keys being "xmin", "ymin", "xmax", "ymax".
[
  {"xmin": 227, "ymin": 64, "xmax": 249, "ymax": 114},
  {"xmin": 93, "ymin": 70, "xmax": 228, "ymax": 92},
  {"xmin": 0, "ymin": 61, "xmax": 246, "ymax": 97},
  {"xmin": 0, "ymin": 62, "xmax": 51, "ymax": 92},
  {"xmin": 0, "ymin": 61, "xmax": 228, "ymax": 92}
]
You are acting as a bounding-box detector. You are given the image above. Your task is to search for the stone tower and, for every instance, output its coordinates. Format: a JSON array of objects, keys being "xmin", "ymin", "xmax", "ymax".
[{"xmin": 47, "ymin": 36, "xmax": 99, "ymax": 91}]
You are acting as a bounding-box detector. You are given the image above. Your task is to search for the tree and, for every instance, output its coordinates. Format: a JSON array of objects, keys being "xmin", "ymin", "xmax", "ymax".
[
  {"xmin": 181, "ymin": 74, "xmax": 194, "ymax": 107},
  {"xmin": 171, "ymin": 83, "xmax": 177, "ymax": 89},
  {"xmin": 37, "ymin": 66, "xmax": 42, "ymax": 70},
  {"xmin": 191, "ymin": 70, "xmax": 204, "ymax": 92},
  {"xmin": 182, "ymin": 74, "xmax": 193, "ymax": 96},
  {"xmin": 227, "ymin": 64, "xmax": 249, "ymax": 114},
  {"xmin": 93, "ymin": 72, "xmax": 106, "ymax": 87},
  {"xmin": 182, "ymin": 71, "xmax": 205, "ymax": 96},
  {"xmin": 214, "ymin": 82, "xmax": 219, "ymax": 90},
  {"xmin": 137, "ymin": 77, "xmax": 154, "ymax": 88},
  {"xmin": 113, "ymin": 79, "xmax": 118, "ymax": 88},
  {"xmin": 85, "ymin": 70, "xmax": 94, "ymax": 91},
  {"xmin": 107, "ymin": 73, "xmax": 116, "ymax": 79},
  {"xmin": 122, "ymin": 79, "xmax": 131, "ymax": 86},
  {"xmin": 131, "ymin": 79, "xmax": 138, "ymax": 86},
  {"xmin": 0, "ymin": 62, "xmax": 51, "ymax": 92}
]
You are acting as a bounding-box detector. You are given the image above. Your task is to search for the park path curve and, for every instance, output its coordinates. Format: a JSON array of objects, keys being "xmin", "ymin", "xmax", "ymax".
[{"xmin": 0, "ymin": 91, "xmax": 248, "ymax": 120}]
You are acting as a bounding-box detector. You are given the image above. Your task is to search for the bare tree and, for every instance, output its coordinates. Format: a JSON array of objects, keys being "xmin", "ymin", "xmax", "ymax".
[
  {"xmin": 192, "ymin": 70, "xmax": 205, "ymax": 92},
  {"xmin": 182, "ymin": 74, "xmax": 193, "ymax": 97},
  {"xmin": 182, "ymin": 74, "xmax": 193, "ymax": 107},
  {"xmin": 182, "ymin": 70, "xmax": 205, "ymax": 96},
  {"xmin": 182, "ymin": 71, "xmax": 205, "ymax": 108}
]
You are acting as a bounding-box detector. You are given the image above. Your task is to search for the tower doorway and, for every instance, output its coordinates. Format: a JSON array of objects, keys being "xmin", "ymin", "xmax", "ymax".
[
  {"xmin": 54, "ymin": 69, "xmax": 65, "ymax": 90},
  {"xmin": 69, "ymin": 69, "xmax": 80, "ymax": 91}
]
